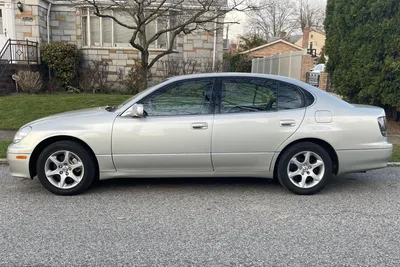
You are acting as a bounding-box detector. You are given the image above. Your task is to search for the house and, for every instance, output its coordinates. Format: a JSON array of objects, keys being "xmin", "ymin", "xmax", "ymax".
[
  {"xmin": 294, "ymin": 29, "xmax": 325, "ymax": 56},
  {"xmin": 240, "ymin": 39, "xmax": 303, "ymax": 58},
  {"xmin": 0, "ymin": 0, "xmax": 225, "ymax": 93}
]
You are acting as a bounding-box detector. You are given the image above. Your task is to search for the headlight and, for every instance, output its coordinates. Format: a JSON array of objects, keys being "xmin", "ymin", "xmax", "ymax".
[{"xmin": 13, "ymin": 126, "xmax": 32, "ymax": 143}]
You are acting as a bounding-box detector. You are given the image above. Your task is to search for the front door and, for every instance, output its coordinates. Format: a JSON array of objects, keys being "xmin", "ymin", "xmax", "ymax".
[
  {"xmin": 112, "ymin": 77, "xmax": 216, "ymax": 175},
  {"xmin": 0, "ymin": 7, "xmax": 8, "ymax": 51},
  {"xmin": 211, "ymin": 77, "xmax": 306, "ymax": 175}
]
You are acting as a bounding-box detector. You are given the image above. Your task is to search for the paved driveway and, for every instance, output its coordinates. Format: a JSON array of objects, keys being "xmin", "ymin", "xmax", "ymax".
[{"xmin": 1, "ymin": 166, "xmax": 400, "ymax": 266}]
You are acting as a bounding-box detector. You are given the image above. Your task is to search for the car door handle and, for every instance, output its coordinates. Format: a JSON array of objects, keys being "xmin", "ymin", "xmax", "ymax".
[
  {"xmin": 280, "ymin": 119, "xmax": 296, "ymax": 127},
  {"xmin": 191, "ymin": 122, "xmax": 208, "ymax": 130}
]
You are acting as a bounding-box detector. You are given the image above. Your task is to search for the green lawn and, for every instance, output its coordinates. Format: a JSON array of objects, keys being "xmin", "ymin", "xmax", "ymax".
[
  {"xmin": 0, "ymin": 94, "xmax": 131, "ymax": 130},
  {"xmin": 0, "ymin": 141, "xmax": 11, "ymax": 158},
  {"xmin": 392, "ymin": 144, "xmax": 400, "ymax": 162}
]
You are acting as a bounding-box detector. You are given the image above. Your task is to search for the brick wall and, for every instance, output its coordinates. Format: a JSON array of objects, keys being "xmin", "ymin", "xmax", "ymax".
[
  {"xmin": 250, "ymin": 42, "xmax": 302, "ymax": 58},
  {"xmin": 300, "ymin": 55, "xmax": 314, "ymax": 83},
  {"xmin": 318, "ymin": 72, "xmax": 329, "ymax": 91}
]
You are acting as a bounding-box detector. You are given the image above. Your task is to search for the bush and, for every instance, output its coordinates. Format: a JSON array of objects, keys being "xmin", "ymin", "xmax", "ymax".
[
  {"xmin": 78, "ymin": 60, "xmax": 124, "ymax": 94},
  {"xmin": 41, "ymin": 42, "xmax": 80, "ymax": 88},
  {"xmin": 14, "ymin": 70, "xmax": 43, "ymax": 93},
  {"xmin": 325, "ymin": 0, "xmax": 400, "ymax": 117},
  {"xmin": 121, "ymin": 62, "xmax": 145, "ymax": 94}
]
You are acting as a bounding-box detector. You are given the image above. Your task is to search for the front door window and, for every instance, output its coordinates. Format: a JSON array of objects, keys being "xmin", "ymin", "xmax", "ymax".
[{"xmin": 139, "ymin": 78, "xmax": 215, "ymax": 116}]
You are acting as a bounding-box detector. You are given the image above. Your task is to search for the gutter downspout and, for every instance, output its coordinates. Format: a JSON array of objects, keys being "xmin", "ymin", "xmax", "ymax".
[
  {"xmin": 47, "ymin": 2, "xmax": 52, "ymax": 44},
  {"xmin": 47, "ymin": 2, "xmax": 52, "ymax": 80},
  {"xmin": 212, "ymin": 19, "xmax": 217, "ymax": 72}
]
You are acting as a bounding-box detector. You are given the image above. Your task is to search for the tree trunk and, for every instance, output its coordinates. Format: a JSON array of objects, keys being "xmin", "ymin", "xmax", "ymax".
[
  {"xmin": 139, "ymin": 50, "xmax": 149, "ymax": 90},
  {"xmin": 394, "ymin": 107, "xmax": 400, "ymax": 122}
]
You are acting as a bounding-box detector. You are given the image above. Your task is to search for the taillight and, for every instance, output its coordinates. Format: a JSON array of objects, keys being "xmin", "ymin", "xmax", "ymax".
[{"xmin": 377, "ymin": 116, "xmax": 387, "ymax": 137}]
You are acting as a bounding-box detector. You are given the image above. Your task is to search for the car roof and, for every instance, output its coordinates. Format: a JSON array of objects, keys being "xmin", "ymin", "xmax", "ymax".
[{"xmin": 166, "ymin": 72, "xmax": 303, "ymax": 84}]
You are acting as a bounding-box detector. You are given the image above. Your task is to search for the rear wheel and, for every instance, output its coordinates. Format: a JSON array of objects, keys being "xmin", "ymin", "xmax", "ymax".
[
  {"xmin": 36, "ymin": 141, "xmax": 95, "ymax": 195},
  {"xmin": 277, "ymin": 142, "xmax": 332, "ymax": 195}
]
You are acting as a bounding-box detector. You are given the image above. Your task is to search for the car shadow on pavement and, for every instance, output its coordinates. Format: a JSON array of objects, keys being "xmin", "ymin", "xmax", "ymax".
[
  {"xmin": 86, "ymin": 175, "xmax": 376, "ymax": 195},
  {"xmin": 88, "ymin": 177, "xmax": 283, "ymax": 193}
]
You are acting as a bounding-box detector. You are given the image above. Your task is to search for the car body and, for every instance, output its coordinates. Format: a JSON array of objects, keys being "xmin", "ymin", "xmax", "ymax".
[
  {"xmin": 310, "ymin": 63, "xmax": 326, "ymax": 73},
  {"xmin": 7, "ymin": 73, "xmax": 392, "ymax": 195}
]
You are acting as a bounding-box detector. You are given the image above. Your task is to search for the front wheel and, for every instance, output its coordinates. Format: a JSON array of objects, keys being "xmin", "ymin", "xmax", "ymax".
[
  {"xmin": 277, "ymin": 142, "xmax": 332, "ymax": 195},
  {"xmin": 36, "ymin": 141, "xmax": 96, "ymax": 195}
]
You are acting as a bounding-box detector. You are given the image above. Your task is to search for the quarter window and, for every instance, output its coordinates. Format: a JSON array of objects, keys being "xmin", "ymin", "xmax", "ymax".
[
  {"xmin": 139, "ymin": 79, "xmax": 215, "ymax": 116},
  {"xmin": 220, "ymin": 78, "xmax": 277, "ymax": 113},
  {"xmin": 278, "ymin": 82, "xmax": 304, "ymax": 110}
]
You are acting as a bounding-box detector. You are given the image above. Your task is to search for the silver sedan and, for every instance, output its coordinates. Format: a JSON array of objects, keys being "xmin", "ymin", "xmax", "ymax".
[{"xmin": 7, "ymin": 73, "xmax": 393, "ymax": 195}]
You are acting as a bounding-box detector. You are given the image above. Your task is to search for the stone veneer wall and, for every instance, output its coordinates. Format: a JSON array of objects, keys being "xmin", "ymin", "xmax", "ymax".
[
  {"xmin": 14, "ymin": 0, "xmax": 48, "ymax": 44},
  {"xmin": 80, "ymin": 48, "xmax": 177, "ymax": 83},
  {"xmin": 49, "ymin": 8, "xmax": 81, "ymax": 47}
]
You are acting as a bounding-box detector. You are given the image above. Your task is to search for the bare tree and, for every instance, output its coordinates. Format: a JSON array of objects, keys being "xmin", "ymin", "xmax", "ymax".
[
  {"xmin": 297, "ymin": 0, "xmax": 325, "ymax": 32},
  {"xmin": 246, "ymin": 0, "xmax": 297, "ymax": 40},
  {"xmin": 80, "ymin": 0, "xmax": 252, "ymax": 88}
]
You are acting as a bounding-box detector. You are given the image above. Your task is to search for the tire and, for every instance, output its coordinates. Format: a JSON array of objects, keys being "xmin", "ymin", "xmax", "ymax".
[
  {"xmin": 36, "ymin": 141, "xmax": 96, "ymax": 195},
  {"xmin": 277, "ymin": 142, "xmax": 332, "ymax": 195}
]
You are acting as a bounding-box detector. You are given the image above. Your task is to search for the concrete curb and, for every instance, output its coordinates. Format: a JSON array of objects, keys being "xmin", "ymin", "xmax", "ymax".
[{"xmin": 0, "ymin": 159, "xmax": 400, "ymax": 167}]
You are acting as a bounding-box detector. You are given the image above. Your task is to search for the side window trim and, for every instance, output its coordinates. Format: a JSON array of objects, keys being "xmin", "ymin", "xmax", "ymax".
[{"xmin": 136, "ymin": 77, "xmax": 218, "ymax": 117}]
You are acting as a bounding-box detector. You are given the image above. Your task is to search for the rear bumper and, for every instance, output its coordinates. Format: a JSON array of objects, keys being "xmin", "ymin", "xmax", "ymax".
[{"xmin": 337, "ymin": 145, "xmax": 393, "ymax": 175}]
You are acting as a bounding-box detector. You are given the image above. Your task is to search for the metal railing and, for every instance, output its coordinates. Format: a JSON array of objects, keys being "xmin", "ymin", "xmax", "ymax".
[
  {"xmin": 306, "ymin": 72, "xmax": 334, "ymax": 93},
  {"xmin": 306, "ymin": 72, "xmax": 320, "ymax": 87},
  {"xmin": 0, "ymin": 39, "xmax": 40, "ymax": 77}
]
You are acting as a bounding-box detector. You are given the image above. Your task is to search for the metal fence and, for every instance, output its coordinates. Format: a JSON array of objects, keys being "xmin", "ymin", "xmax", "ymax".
[
  {"xmin": 251, "ymin": 51, "xmax": 305, "ymax": 80},
  {"xmin": 305, "ymin": 71, "xmax": 334, "ymax": 93}
]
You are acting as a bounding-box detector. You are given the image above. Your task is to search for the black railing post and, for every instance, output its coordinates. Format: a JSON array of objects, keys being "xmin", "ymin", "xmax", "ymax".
[
  {"xmin": 26, "ymin": 39, "xmax": 29, "ymax": 64},
  {"xmin": 9, "ymin": 39, "xmax": 12, "ymax": 62},
  {"xmin": 36, "ymin": 41, "xmax": 39, "ymax": 63}
]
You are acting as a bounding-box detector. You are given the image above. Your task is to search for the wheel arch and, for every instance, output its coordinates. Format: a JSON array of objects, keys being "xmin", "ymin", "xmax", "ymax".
[
  {"xmin": 272, "ymin": 138, "xmax": 339, "ymax": 178},
  {"xmin": 29, "ymin": 135, "xmax": 99, "ymax": 179}
]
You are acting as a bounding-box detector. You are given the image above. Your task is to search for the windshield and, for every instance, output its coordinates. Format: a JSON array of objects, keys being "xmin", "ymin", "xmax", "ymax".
[
  {"xmin": 116, "ymin": 89, "xmax": 149, "ymax": 110},
  {"xmin": 114, "ymin": 78, "xmax": 172, "ymax": 110}
]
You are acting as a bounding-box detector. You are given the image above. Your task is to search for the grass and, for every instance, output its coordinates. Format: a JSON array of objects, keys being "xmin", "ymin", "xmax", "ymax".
[
  {"xmin": 0, "ymin": 94, "xmax": 131, "ymax": 130},
  {"xmin": 0, "ymin": 141, "xmax": 11, "ymax": 158},
  {"xmin": 392, "ymin": 144, "xmax": 400, "ymax": 162}
]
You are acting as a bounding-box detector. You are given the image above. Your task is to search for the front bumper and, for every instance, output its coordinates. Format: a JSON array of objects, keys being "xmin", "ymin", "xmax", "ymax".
[
  {"xmin": 7, "ymin": 144, "xmax": 32, "ymax": 179},
  {"xmin": 337, "ymin": 145, "xmax": 393, "ymax": 175}
]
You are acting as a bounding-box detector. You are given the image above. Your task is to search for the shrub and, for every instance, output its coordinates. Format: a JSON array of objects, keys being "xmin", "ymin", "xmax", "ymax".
[
  {"xmin": 121, "ymin": 62, "xmax": 145, "ymax": 94},
  {"xmin": 14, "ymin": 70, "xmax": 43, "ymax": 93},
  {"xmin": 41, "ymin": 42, "xmax": 80, "ymax": 88},
  {"xmin": 78, "ymin": 60, "xmax": 124, "ymax": 94},
  {"xmin": 223, "ymin": 53, "xmax": 252, "ymax": 72}
]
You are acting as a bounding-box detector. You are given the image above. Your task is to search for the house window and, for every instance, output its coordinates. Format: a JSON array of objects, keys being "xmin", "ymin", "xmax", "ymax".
[{"xmin": 81, "ymin": 8, "xmax": 170, "ymax": 49}]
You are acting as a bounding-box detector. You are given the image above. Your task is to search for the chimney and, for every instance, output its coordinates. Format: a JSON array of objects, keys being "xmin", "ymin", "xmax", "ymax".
[
  {"xmin": 302, "ymin": 24, "xmax": 310, "ymax": 49},
  {"xmin": 279, "ymin": 31, "xmax": 286, "ymax": 39}
]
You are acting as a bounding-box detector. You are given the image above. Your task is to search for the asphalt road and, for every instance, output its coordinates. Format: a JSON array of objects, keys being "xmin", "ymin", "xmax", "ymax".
[{"xmin": 1, "ymin": 166, "xmax": 400, "ymax": 267}]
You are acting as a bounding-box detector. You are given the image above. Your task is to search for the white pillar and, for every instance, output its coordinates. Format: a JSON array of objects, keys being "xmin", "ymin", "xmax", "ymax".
[{"xmin": 4, "ymin": 0, "xmax": 16, "ymax": 39}]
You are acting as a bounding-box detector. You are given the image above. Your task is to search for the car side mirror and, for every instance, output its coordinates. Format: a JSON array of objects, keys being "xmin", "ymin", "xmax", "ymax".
[{"xmin": 126, "ymin": 104, "xmax": 144, "ymax": 118}]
